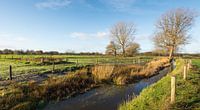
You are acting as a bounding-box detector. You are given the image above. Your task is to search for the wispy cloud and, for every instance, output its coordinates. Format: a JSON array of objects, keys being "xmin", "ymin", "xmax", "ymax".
[
  {"xmin": 35, "ymin": 0, "xmax": 71, "ymax": 9},
  {"xmin": 70, "ymin": 32, "xmax": 108, "ymax": 40},
  {"xmin": 100, "ymin": 0, "xmax": 136, "ymax": 12},
  {"xmin": 100, "ymin": 0, "xmax": 167, "ymax": 14}
]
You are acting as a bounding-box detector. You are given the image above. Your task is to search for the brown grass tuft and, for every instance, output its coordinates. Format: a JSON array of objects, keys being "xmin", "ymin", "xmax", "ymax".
[{"xmin": 92, "ymin": 58, "xmax": 170, "ymax": 85}]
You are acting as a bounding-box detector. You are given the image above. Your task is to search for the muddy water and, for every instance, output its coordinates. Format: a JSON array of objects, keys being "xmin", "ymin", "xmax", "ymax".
[{"xmin": 44, "ymin": 67, "xmax": 171, "ymax": 110}]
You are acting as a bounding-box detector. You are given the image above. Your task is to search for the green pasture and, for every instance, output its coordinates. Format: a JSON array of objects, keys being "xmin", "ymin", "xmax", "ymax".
[{"xmin": 0, "ymin": 55, "xmax": 153, "ymax": 79}]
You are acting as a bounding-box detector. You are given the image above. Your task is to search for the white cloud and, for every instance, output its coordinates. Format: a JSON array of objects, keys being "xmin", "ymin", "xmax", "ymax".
[
  {"xmin": 100, "ymin": 0, "xmax": 136, "ymax": 12},
  {"xmin": 104, "ymin": 0, "xmax": 135, "ymax": 10},
  {"xmin": 35, "ymin": 0, "xmax": 71, "ymax": 9},
  {"xmin": 70, "ymin": 31, "xmax": 108, "ymax": 40}
]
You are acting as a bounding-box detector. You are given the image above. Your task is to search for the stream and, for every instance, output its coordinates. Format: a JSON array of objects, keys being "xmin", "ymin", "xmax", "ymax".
[{"xmin": 44, "ymin": 66, "xmax": 172, "ymax": 110}]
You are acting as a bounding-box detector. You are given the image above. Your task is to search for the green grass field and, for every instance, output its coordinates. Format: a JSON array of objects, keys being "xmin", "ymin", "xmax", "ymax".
[{"xmin": 0, "ymin": 55, "xmax": 153, "ymax": 80}]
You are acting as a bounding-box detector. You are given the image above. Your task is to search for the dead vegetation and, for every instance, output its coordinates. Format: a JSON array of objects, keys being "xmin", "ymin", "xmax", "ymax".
[
  {"xmin": 92, "ymin": 58, "xmax": 170, "ymax": 85},
  {"xmin": 0, "ymin": 69, "xmax": 96, "ymax": 110}
]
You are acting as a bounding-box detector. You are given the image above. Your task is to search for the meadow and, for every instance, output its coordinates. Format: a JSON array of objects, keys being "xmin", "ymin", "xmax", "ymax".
[
  {"xmin": 0, "ymin": 55, "xmax": 171, "ymax": 110},
  {"xmin": 0, "ymin": 54, "xmax": 152, "ymax": 80}
]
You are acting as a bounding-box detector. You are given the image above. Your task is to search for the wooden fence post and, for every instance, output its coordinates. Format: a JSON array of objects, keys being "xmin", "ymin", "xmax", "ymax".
[
  {"xmin": 183, "ymin": 65, "xmax": 187, "ymax": 80},
  {"xmin": 138, "ymin": 59, "xmax": 140, "ymax": 64},
  {"xmin": 76, "ymin": 60, "xmax": 78, "ymax": 67},
  {"xmin": 96, "ymin": 59, "xmax": 99, "ymax": 65},
  {"xmin": 52, "ymin": 61, "xmax": 55, "ymax": 73},
  {"xmin": 187, "ymin": 63, "xmax": 190, "ymax": 71},
  {"xmin": 41, "ymin": 58, "xmax": 44, "ymax": 63},
  {"xmin": 9, "ymin": 65, "xmax": 12, "ymax": 80},
  {"xmin": 187, "ymin": 60, "xmax": 191, "ymax": 70},
  {"xmin": 171, "ymin": 76, "xmax": 176, "ymax": 104}
]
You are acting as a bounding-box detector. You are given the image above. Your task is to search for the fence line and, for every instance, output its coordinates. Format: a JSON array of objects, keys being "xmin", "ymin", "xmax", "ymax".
[
  {"xmin": 171, "ymin": 59, "xmax": 191, "ymax": 104},
  {"xmin": 0, "ymin": 58, "xmax": 152, "ymax": 80}
]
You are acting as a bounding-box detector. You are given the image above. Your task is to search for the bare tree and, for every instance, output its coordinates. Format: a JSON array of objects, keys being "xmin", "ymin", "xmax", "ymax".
[
  {"xmin": 110, "ymin": 22, "xmax": 136, "ymax": 56},
  {"xmin": 153, "ymin": 8, "xmax": 197, "ymax": 59},
  {"xmin": 105, "ymin": 41, "xmax": 120, "ymax": 56},
  {"xmin": 125, "ymin": 42, "xmax": 140, "ymax": 56}
]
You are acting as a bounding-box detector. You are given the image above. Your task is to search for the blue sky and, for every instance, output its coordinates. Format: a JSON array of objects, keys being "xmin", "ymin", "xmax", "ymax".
[{"xmin": 0, "ymin": 0, "xmax": 199, "ymax": 53}]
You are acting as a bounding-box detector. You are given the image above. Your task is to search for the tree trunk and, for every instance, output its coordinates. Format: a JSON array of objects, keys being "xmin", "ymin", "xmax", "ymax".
[
  {"xmin": 122, "ymin": 46, "xmax": 126, "ymax": 56},
  {"xmin": 114, "ymin": 50, "xmax": 117, "ymax": 56},
  {"xmin": 169, "ymin": 46, "xmax": 174, "ymax": 60}
]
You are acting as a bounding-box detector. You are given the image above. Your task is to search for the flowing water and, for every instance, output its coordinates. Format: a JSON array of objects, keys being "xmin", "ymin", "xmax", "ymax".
[{"xmin": 44, "ymin": 67, "xmax": 172, "ymax": 110}]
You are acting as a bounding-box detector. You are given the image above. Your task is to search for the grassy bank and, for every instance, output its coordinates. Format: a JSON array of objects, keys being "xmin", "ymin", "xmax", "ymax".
[
  {"xmin": 170, "ymin": 59, "xmax": 200, "ymax": 109},
  {"xmin": 0, "ymin": 69, "xmax": 96, "ymax": 110},
  {"xmin": 119, "ymin": 59, "xmax": 200, "ymax": 110}
]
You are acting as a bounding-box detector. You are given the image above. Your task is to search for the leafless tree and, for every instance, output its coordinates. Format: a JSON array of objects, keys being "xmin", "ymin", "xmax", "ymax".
[
  {"xmin": 153, "ymin": 8, "xmax": 197, "ymax": 59},
  {"xmin": 105, "ymin": 41, "xmax": 120, "ymax": 56},
  {"xmin": 110, "ymin": 22, "xmax": 136, "ymax": 56},
  {"xmin": 125, "ymin": 42, "xmax": 140, "ymax": 56}
]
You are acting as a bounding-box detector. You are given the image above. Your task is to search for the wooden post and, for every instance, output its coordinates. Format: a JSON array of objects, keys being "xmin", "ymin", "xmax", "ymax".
[
  {"xmin": 76, "ymin": 60, "xmax": 78, "ymax": 67},
  {"xmin": 187, "ymin": 63, "xmax": 190, "ymax": 71},
  {"xmin": 171, "ymin": 76, "xmax": 176, "ymax": 104},
  {"xmin": 138, "ymin": 59, "xmax": 140, "ymax": 64},
  {"xmin": 187, "ymin": 60, "xmax": 191, "ymax": 70},
  {"xmin": 41, "ymin": 58, "xmax": 44, "ymax": 63},
  {"xmin": 96, "ymin": 59, "xmax": 99, "ymax": 65},
  {"xmin": 9, "ymin": 65, "xmax": 12, "ymax": 80},
  {"xmin": 189, "ymin": 60, "xmax": 192, "ymax": 65},
  {"xmin": 52, "ymin": 61, "xmax": 55, "ymax": 73},
  {"xmin": 183, "ymin": 65, "xmax": 187, "ymax": 80}
]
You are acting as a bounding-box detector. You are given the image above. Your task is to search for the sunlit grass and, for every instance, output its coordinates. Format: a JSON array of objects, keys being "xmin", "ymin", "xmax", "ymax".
[
  {"xmin": 119, "ymin": 59, "xmax": 184, "ymax": 110},
  {"xmin": 119, "ymin": 59, "xmax": 200, "ymax": 110},
  {"xmin": 0, "ymin": 55, "xmax": 153, "ymax": 79}
]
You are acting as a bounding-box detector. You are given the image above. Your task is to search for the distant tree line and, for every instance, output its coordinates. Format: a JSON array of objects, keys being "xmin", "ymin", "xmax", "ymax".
[{"xmin": 0, "ymin": 49, "xmax": 103, "ymax": 55}]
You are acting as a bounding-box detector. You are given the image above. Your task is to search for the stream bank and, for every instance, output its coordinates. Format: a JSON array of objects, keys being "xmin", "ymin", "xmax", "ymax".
[{"xmin": 44, "ymin": 65, "xmax": 172, "ymax": 110}]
